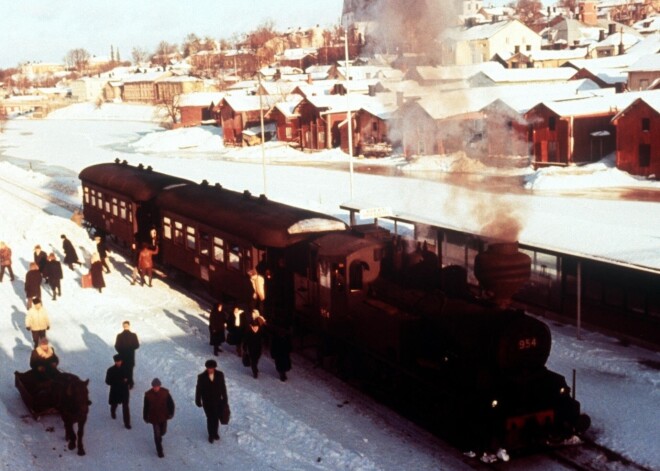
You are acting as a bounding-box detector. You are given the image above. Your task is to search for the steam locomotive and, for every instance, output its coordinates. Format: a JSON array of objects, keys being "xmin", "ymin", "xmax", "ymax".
[{"xmin": 79, "ymin": 160, "xmax": 590, "ymax": 459}]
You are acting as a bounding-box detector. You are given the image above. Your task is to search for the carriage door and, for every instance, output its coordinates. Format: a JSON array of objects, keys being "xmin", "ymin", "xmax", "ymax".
[
  {"xmin": 330, "ymin": 262, "xmax": 348, "ymax": 317},
  {"xmin": 198, "ymin": 230, "xmax": 211, "ymax": 282}
]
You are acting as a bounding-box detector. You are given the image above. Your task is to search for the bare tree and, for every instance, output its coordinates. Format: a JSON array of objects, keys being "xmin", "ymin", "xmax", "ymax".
[
  {"xmin": 558, "ymin": 0, "xmax": 578, "ymax": 11},
  {"xmin": 156, "ymin": 95, "xmax": 180, "ymax": 127},
  {"xmin": 153, "ymin": 41, "xmax": 178, "ymax": 67},
  {"xmin": 131, "ymin": 47, "xmax": 150, "ymax": 65},
  {"xmin": 515, "ymin": 0, "xmax": 543, "ymax": 26},
  {"xmin": 0, "ymin": 109, "xmax": 7, "ymax": 134},
  {"xmin": 65, "ymin": 48, "xmax": 91, "ymax": 74}
]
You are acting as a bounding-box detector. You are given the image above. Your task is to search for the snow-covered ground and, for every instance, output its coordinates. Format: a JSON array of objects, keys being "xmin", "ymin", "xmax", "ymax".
[{"xmin": 0, "ymin": 103, "xmax": 658, "ymax": 470}]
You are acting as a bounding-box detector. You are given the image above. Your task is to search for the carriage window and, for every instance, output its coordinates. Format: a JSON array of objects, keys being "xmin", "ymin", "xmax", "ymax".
[
  {"xmin": 97, "ymin": 192, "xmax": 103, "ymax": 210},
  {"xmin": 213, "ymin": 237, "xmax": 225, "ymax": 263},
  {"xmin": 228, "ymin": 243, "xmax": 242, "ymax": 271},
  {"xmin": 174, "ymin": 221, "xmax": 184, "ymax": 245},
  {"xmin": 112, "ymin": 198, "xmax": 118, "ymax": 216},
  {"xmin": 163, "ymin": 217, "xmax": 172, "ymax": 239},
  {"xmin": 186, "ymin": 226, "xmax": 196, "ymax": 250},
  {"xmin": 105, "ymin": 201, "xmax": 111, "ymax": 213},
  {"xmin": 128, "ymin": 204, "xmax": 133, "ymax": 223},
  {"xmin": 120, "ymin": 201, "xmax": 127, "ymax": 219},
  {"xmin": 200, "ymin": 231, "xmax": 210, "ymax": 256},
  {"xmin": 90, "ymin": 189, "xmax": 96, "ymax": 207},
  {"xmin": 84, "ymin": 187, "xmax": 90, "ymax": 204}
]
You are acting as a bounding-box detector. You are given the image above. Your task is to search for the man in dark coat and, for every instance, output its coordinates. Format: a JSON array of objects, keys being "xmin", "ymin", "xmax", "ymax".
[
  {"xmin": 269, "ymin": 320, "xmax": 293, "ymax": 382},
  {"xmin": 105, "ymin": 354, "xmax": 131, "ymax": 429},
  {"xmin": 44, "ymin": 253, "xmax": 63, "ymax": 300},
  {"xmin": 243, "ymin": 310, "xmax": 266, "ymax": 379},
  {"xmin": 94, "ymin": 235, "xmax": 111, "ymax": 273},
  {"xmin": 24, "ymin": 262, "xmax": 42, "ymax": 308},
  {"xmin": 61, "ymin": 234, "xmax": 81, "ymax": 270},
  {"xmin": 143, "ymin": 378, "xmax": 175, "ymax": 458},
  {"xmin": 114, "ymin": 321, "xmax": 139, "ymax": 389},
  {"xmin": 209, "ymin": 302, "xmax": 227, "ymax": 356},
  {"xmin": 195, "ymin": 359, "xmax": 228, "ymax": 443},
  {"xmin": 33, "ymin": 245, "xmax": 48, "ymax": 281}
]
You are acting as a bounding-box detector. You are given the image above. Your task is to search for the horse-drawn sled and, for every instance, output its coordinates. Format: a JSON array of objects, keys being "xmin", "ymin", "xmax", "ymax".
[{"xmin": 14, "ymin": 370, "xmax": 91, "ymax": 456}]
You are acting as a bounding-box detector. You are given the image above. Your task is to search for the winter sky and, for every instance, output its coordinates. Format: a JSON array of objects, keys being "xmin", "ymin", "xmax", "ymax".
[{"xmin": 0, "ymin": 0, "xmax": 344, "ymax": 69}]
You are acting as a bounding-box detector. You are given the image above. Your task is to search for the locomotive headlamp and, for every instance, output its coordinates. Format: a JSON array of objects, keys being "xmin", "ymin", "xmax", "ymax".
[
  {"xmin": 560, "ymin": 387, "xmax": 567, "ymax": 395},
  {"xmin": 491, "ymin": 400, "xmax": 498, "ymax": 408}
]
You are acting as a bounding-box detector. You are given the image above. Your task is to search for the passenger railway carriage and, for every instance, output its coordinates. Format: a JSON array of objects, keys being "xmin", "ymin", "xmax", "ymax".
[{"xmin": 79, "ymin": 160, "xmax": 192, "ymax": 246}]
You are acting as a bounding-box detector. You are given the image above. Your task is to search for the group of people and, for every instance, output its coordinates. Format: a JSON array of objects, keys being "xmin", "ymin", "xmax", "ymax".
[{"xmin": 209, "ymin": 301, "xmax": 293, "ymax": 382}]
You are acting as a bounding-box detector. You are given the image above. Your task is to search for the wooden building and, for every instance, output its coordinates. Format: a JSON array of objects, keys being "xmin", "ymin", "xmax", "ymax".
[
  {"xmin": 267, "ymin": 96, "xmax": 303, "ymax": 147},
  {"xmin": 178, "ymin": 92, "xmax": 224, "ymax": 128},
  {"xmin": 122, "ymin": 70, "xmax": 171, "ymax": 103},
  {"xmin": 216, "ymin": 95, "xmax": 277, "ymax": 146},
  {"xmin": 525, "ymin": 92, "xmax": 646, "ymax": 166},
  {"xmin": 612, "ymin": 91, "xmax": 660, "ymax": 178}
]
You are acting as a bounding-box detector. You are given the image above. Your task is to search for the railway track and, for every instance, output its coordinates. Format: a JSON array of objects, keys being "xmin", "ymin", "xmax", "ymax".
[{"xmin": 2, "ymin": 170, "xmax": 656, "ymax": 471}]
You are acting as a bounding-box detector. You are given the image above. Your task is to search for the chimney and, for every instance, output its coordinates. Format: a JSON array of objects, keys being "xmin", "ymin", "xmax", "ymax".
[
  {"xmin": 514, "ymin": 45, "xmax": 520, "ymax": 54},
  {"xmin": 368, "ymin": 84, "xmax": 376, "ymax": 96},
  {"xmin": 608, "ymin": 23, "xmax": 616, "ymax": 35},
  {"xmin": 307, "ymin": 73, "xmax": 313, "ymax": 84},
  {"xmin": 396, "ymin": 91, "xmax": 404, "ymax": 107},
  {"xmin": 492, "ymin": 15, "xmax": 499, "ymax": 23},
  {"xmin": 599, "ymin": 29, "xmax": 606, "ymax": 41}
]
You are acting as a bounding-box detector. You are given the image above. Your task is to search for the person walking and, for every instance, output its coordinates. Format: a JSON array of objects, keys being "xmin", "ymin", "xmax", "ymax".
[
  {"xmin": 143, "ymin": 378, "xmax": 175, "ymax": 458},
  {"xmin": 24, "ymin": 262, "xmax": 42, "ymax": 308},
  {"xmin": 136, "ymin": 243, "xmax": 158, "ymax": 287},
  {"xmin": 61, "ymin": 234, "xmax": 82, "ymax": 270},
  {"xmin": 114, "ymin": 320, "xmax": 139, "ymax": 389},
  {"xmin": 89, "ymin": 252, "xmax": 105, "ymax": 293},
  {"xmin": 95, "ymin": 235, "xmax": 111, "ymax": 273},
  {"xmin": 105, "ymin": 354, "xmax": 131, "ymax": 429},
  {"xmin": 209, "ymin": 301, "xmax": 227, "ymax": 356},
  {"xmin": 243, "ymin": 309, "xmax": 266, "ymax": 379},
  {"xmin": 195, "ymin": 359, "xmax": 229, "ymax": 443},
  {"xmin": 227, "ymin": 306, "xmax": 245, "ymax": 357},
  {"xmin": 33, "ymin": 245, "xmax": 48, "ymax": 282},
  {"xmin": 25, "ymin": 297, "xmax": 50, "ymax": 347},
  {"xmin": 269, "ymin": 319, "xmax": 293, "ymax": 382},
  {"xmin": 0, "ymin": 241, "xmax": 15, "ymax": 282},
  {"xmin": 44, "ymin": 253, "xmax": 63, "ymax": 301}
]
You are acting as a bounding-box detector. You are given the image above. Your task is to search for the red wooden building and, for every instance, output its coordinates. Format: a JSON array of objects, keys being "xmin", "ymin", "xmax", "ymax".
[
  {"xmin": 612, "ymin": 92, "xmax": 660, "ymax": 178},
  {"xmin": 216, "ymin": 95, "xmax": 277, "ymax": 147},
  {"xmin": 267, "ymin": 96, "xmax": 303, "ymax": 147},
  {"xmin": 178, "ymin": 92, "xmax": 224, "ymax": 128},
  {"xmin": 480, "ymin": 99, "xmax": 530, "ymax": 157}
]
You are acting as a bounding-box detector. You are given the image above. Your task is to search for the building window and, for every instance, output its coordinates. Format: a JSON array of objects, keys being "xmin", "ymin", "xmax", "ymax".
[
  {"xmin": 213, "ymin": 237, "xmax": 225, "ymax": 263},
  {"xmin": 285, "ymin": 127, "xmax": 292, "ymax": 139},
  {"xmin": 639, "ymin": 144, "xmax": 651, "ymax": 167},
  {"xmin": 163, "ymin": 217, "xmax": 172, "ymax": 239},
  {"xmin": 174, "ymin": 221, "xmax": 184, "ymax": 245},
  {"xmin": 642, "ymin": 118, "xmax": 650, "ymax": 132},
  {"xmin": 228, "ymin": 243, "xmax": 242, "ymax": 271},
  {"xmin": 186, "ymin": 226, "xmax": 196, "ymax": 250}
]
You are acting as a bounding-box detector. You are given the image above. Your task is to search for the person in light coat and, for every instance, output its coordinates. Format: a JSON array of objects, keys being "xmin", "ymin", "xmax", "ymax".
[{"xmin": 25, "ymin": 297, "xmax": 50, "ymax": 347}]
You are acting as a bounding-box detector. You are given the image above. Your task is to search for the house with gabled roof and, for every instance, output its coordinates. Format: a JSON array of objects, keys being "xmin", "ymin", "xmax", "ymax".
[
  {"xmin": 216, "ymin": 95, "xmax": 279, "ymax": 146},
  {"xmin": 611, "ymin": 90, "xmax": 660, "ymax": 178},
  {"xmin": 122, "ymin": 70, "xmax": 172, "ymax": 103},
  {"xmin": 440, "ymin": 19, "xmax": 542, "ymax": 65},
  {"xmin": 155, "ymin": 75, "xmax": 205, "ymax": 103},
  {"xmin": 404, "ymin": 62, "xmax": 504, "ymax": 86},
  {"xmin": 468, "ymin": 66, "xmax": 577, "ymax": 87},
  {"xmin": 178, "ymin": 92, "xmax": 225, "ymax": 128},
  {"xmin": 525, "ymin": 91, "xmax": 651, "ymax": 167},
  {"xmin": 626, "ymin": 53, "xmax": 660, "ymax": 91},
  {"xmin": 267, "ymin": 95, "xmax": 303, "ymax": 147}
]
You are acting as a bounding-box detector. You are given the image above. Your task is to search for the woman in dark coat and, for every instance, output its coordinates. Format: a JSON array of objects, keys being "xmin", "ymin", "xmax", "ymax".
[
  {"xmin": 30, "ymin": 337, "xmax": 60, "ymax": 380},
  {"xmin": 243, "ymin": 310, "xmax": 266, "ymax": 379},
  {"xmin": 90, "ymin": 252, "xmax": 105, "ymax": 293},
  {"xmin": 209, "ymin": 302, "xmax": 227, "ymax": 356},
  {"xmin": 105, "ymin": 354, "xmax": 131, "ymax": 428},
  {"xmin": 61, "ymin": 234, "xmax": 81, "ymax": 270},
  {"xmin": 24, "ymin": 262, "xmax": 42, "ymax": 308}
]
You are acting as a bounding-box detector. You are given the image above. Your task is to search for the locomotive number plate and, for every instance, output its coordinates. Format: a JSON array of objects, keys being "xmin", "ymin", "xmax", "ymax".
[{"xmin": 518, "ymin": 337, "xmax": 538, "ymax": 350}]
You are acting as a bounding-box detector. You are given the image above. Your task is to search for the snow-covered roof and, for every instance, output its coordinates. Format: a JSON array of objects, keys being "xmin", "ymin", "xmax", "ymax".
[
  {"xmin": 445, "ymin": 19, "xmax": 531, "ymax": 42},
  {"xmin": 537, "ymin": 90, "xmax": 658, "ymax": 117},
  {"xmin": 277, "ymin": 48, "xmax": 317, "ymax": 61},
  {"xmin": 473, "ymin": 66, "xmax": 577, "ymax": 84},
  {"xmin": 612, "ymin": 90, "xmax": 660, "ymax": 122},
  {"xmin": 626, "ymin": 53, "xmax": 660, "ymax": 72},
  {"xmin": 524, "ymin": 47, "xmax": 589, "ymax": 61},
  {"xmin": 221, "ymin": 94, "xmax": 279, "ymax": 112},
  {"xmin": 411, "ymin": 62, "xmax": 503, "ymax": 82},
  {"xmin": 157, "ymin": 75, "xmax": 202, "ymax": 83},
  {"xmin": 271, "ymin": 95, "xmax": 303, "ymax": 117},
  {"xmin": 178, "ymin": 92, "xmax": 225, "ymax": 107},
  {"xmin": 122, "ymin": 70, "xmax": 171, "ymax": 83}
]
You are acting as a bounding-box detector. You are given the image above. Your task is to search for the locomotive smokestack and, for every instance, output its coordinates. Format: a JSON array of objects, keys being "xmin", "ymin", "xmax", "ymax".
[{"xmin": 474, "ymin": 241, "xmax": 531, "ymax": 308}]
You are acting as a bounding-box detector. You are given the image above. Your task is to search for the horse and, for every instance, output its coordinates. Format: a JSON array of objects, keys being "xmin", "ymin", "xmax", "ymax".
[{"xmin": 51, "ymin": 373, "xmax": 91, "ymax": 456}]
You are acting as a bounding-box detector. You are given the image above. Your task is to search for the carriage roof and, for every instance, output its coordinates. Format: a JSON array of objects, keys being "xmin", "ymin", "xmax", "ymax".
[
  {"xmin": 156, "ymin": 182, "xmax": 347, "ymax": 248},
  {"xmin": 79, "ymin": 161, "xmax": 193, "ymax": 202}
]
